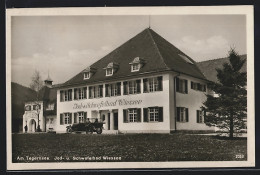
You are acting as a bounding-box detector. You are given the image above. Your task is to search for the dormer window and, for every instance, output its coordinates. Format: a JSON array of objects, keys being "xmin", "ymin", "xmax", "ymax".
[
  {"xmin": 104, "ymin": 62, "xmax": 119, "ymax": 77},
  {"xmin": 83, "ymin": 66, "xmax": 96, "ymax": 80},
  {"xmin": 106, "ymin": 68, "xmax": 113, "ymax": 76},
  {"xmin": 132, "ymin": 63, "xmax": 140, "ymax": 72},
  {"xmin": 129, "ymin": 57, "xmax": 145, "ymax": 72},
  {"xmin": 84, "ymin": 72, "xmax": 90, "ymax": 79}
]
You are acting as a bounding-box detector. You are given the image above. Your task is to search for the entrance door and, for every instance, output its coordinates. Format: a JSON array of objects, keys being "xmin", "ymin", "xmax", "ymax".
[
  {"xmin": 114, "ymin": 112, "xmax": 118, "ymax": 130},
  {"xmin": 29, "ymin": 119, "xmax": 36, "ymax": 132}
]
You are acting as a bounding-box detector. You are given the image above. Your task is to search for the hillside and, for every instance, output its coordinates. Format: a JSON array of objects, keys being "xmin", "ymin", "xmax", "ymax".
[{"xmin": 11, "ymin": 82, "xmax": 36, "ymax": 132}]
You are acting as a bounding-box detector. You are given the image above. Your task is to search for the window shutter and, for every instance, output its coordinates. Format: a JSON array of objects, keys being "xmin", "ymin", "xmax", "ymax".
[
  {"xmin": 69, "ymin": 89, "xmax": 72, "ymax": 101},
  {"xmin": 74, "ymin": 88, "xmax": 78, "ymax": 100},
  {"xmin": 136, "ymin": 80, "xmax": 141, "ymax": 93},
  {"xmin": 99, "ymin": 85, "xmax": 103, "ymax": 97},
  {"xmin": 105, "ymin": 84, "xmax": 109, "ymax": 97},
  {"xmin": 185, "ymin": 108, "xmax": 189, "ymax": 122},
  {"xmin": 176, "ymin": 77, "xmax": 179, "ymax": 92},
  {"xmin": 143, "ymin": 79, "xmax": 148, "ymax": 93},
  {"xmin": 60, "ymin": 90, "xmax": 64, "ymax": 102},
  {"xmin": 123, "ymin": 81, "xmax": 128, "ymax": 95},
  {"xmin": 117, "ymin": 82, "xmax": 121, "ymax": 96},
  {"xmin": 69, "ymin": 113, "xmax": 72, "ymax": 124},
  {"xmin": 158, "ymin": 107, "xmax": 163, "ymax": 122},
  {"xmin": 196, "ymin": 110, "xmax": 199, "ymax": 123},
  {"xmin": 83, "ymin": 87, "xmax": 87, "ymax": 99},
  {"xmin": 185, "ymin": 80, "xmax": 188, "ymax": 94},
  {"xmin": 158, "ymin": 76, "xmax": 163, "ymax": 91},
  {"xmin": 89, "ymin": 87, "xmax": 92, "ymax": 99},
  {"xmin": 123, "ymin": 109, "xmax": 128, "ymax": 123},
  {"xmin": 191, "ymin": 82, "xmax": 194, "ymax": 89},
  {"xmin": 74, "ymin": 113, "xmax": 77, "ymax": 123},
  {"xmin": 137, "ymin": 108, "xmax": 141, "ymax": 122},
  {"xmin": 84, "ymin": 112, "xmax": 87, "ymax": 122},
  {"xmin": 203, "ymin": 85, "xmax": 207, "ymax": 92},
  {"xmin": 143, "ymin": 108, "xmax": 148, "ymax": 122},
  {"xmin": 60, "ymin": 114, "xmax": 63, "ymax": 125},
  {"xmin": 177, "ymin": 107, "xmax": 180, "ymax": 122}
]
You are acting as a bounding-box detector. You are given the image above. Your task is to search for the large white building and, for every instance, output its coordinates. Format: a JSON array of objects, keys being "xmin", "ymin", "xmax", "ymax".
[{"xmin": 54, "ymin": 28, "xmax": 213, "ymax": 133}]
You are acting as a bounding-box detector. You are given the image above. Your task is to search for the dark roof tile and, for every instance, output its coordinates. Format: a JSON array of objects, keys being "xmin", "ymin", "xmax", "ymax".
[
  {"xmin": 62, "ymin": 28, "xmax": 206, "ymax": 87},
  {"xmin": 196, "ymin": 55, "xmax": 247, "ymax": 82}
]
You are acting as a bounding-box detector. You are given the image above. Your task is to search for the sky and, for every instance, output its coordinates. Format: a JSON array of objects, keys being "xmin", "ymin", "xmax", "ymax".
[{"xmin": 11, "ymin": 15, "xmax": 246, "ymax": 87}]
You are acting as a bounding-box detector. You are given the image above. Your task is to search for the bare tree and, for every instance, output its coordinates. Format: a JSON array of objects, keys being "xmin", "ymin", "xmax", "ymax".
[{"xmin": 30, "ymin": 70, "xmax": 43, "ymax": 132}]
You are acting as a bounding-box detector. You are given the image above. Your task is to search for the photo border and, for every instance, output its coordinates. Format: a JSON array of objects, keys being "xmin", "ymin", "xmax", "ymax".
[{"xmin": 6, "ymin": 6, "xmax": 255, "ymax": 170}]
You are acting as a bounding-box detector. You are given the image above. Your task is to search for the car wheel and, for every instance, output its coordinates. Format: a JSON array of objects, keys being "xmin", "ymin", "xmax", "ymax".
[
  {"xmin": 96, "ymin": 128, "xmax": 102, "ymax": 134},
  {"xmin": 66, "ymin": 128, "xmax": 72, "ymax": 133}
]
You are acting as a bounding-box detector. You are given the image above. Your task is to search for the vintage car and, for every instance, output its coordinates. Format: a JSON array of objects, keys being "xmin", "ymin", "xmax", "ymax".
[{"xmin": 66, "ymin": 121, "xmax": 103, "ymax": 134}]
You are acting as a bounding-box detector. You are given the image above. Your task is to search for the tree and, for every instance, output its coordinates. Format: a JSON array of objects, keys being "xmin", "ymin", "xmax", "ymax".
[
  {"xmin": 202, "ymin": 48, "xmax": 247, "ymax": 138},
  {"xmin": 30, "ymin": 70, "xmax": 43, "ymax": 132}
]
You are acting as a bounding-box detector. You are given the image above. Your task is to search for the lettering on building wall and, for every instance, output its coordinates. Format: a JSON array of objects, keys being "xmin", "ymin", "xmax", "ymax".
[{"xmin": 73, "ymin": 99, "xmax": 142, "ymax": 110}]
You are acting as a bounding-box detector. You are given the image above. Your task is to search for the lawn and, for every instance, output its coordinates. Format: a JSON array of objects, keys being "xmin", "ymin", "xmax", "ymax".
[{"xmin": 12, "ymin": 133, "xmax": 247, "ymax": 162}]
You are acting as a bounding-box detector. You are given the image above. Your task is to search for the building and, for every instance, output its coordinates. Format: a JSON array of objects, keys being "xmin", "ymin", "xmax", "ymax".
[
  {"xmin": 11, "ymin": 82, "xmax": 36, "ymax": 133},
  {"xmin": 23, "ymin": 76, "xmax": 57, "ymax": 133},
  {"xmin": 55, "ymin": 28, "xmax": 214, "ymax": 133}
]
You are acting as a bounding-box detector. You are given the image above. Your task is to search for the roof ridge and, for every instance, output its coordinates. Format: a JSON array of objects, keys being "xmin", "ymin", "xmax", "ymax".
[
  {"xmin": 197, "ymin": 54, "xmax": 247, "ymax": 63},
  {"xmin": 147, "ymin": 28, "xmax": 170, "ymax": 70}
]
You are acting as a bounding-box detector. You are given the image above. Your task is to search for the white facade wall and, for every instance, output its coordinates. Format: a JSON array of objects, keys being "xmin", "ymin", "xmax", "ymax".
[
  {"xmin": 56, "ymin": 73, "xmax": 171, "ymax": 133},
  {"xmin": 56, "ymin": 72, "xmax": 214, "ymax": 133},
  {"xmin": 174, "ymin": 74, "xmax": 214, "ymax": 131},
  {"xmin": 23, "ymin": 101, "xmax": 45, "ymax": 132}
]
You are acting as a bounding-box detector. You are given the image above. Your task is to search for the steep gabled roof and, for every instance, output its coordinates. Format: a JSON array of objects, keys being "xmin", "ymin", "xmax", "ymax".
[
  {"xmin": 196, "ymin": 55, "xmax": 247, "ymax": 82},
  {"xmin": 38, "ymin": 86, "xmax": 57, "ymax": 102},
  {"xmin": 62, "ymin": 28, "xmax": 206, "ymax": 87}
]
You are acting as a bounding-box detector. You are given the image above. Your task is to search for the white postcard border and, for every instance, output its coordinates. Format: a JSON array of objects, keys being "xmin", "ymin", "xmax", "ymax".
[{"xmin": 6, "ymin": 6, "xmax": 255, "ymax": 170}]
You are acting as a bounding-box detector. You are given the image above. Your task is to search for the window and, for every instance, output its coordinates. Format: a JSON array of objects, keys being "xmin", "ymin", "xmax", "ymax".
[
  {"xmin": 104, "ymin": 62, "xmax": 118, "ymax": 76},
  {"xmin": 191, "ymin": 81, "xmax": 206, "ymax": 92},
  {"xmin": 129, "ymin": 81, "xmax": 137, "ymax": 94},
  {"xmin": 197, "ymin": 110, "xmax": 205, "ymax": 123},
  {"xmin": 25, "ymin": 105, "xmax": 31, "ymax": 111},
  {"xmin": 84, "ymin": 72, "xmax": 90, "ymax": 79},
  {"xmin": 143, "ymin": 76, "xmax": 163, "ymax": 93},
  {"xmin": 61, "ymin": 89, "xmax": 72, "ymax": 102},
  {"xmin": 60, "ymin": 113, "xmax": 72, "ymax": 125},
  {"xmin": 143, "ymin": 107, "xmax": 163, "ymax": 122},
  {"xmin": 123, "ymin": 80, "xmax": 141, "ymax": 95},
  {"xmin": 74, "ymin": 87, "xmax": 87, "ymax": 100},
  {"xmin": 131, "ymin": 63, "xmax": 140, "ymax": 72},
  {"xmin": 46, "ymin": 103, "xmax": 54, "ymax": 110},
  {"xmin": 64, "ymin": 113, "xmax": 70, "ymax": 124},
  {"xmin": 74, "ymin": 112, "xmax": 87, "ymax": 123},
  {"xmin": 177, "ymin": 107, "xmax": 189, "ymax": 122},
  {"xmin": 78, "ymin": 112, "xmax": 84, "ymax": 123},
  {"xmin": 129, "ymin": 109, "xmax": 137, "ymax": 122},
  {"xmin": 129, "ymin": 57, "xmax": 145, "ymax": 72},
  {"xmin": 123, "ymin": 108, "xmax": 141, "ymax": 123},
  {"xmin": 33, "ymin": 104, "xmax": 41, "ymax": 110},
  {"xmin": 89, "ymin": 85, "xmax": 103, "ymax": 99},
  {"xmin": 149, "ymin": 107, "xmax": 159, "ymax": 122},
  {"xmin": 106, "ymin": 68, "xmax": 113, "ymax": 76},
  {"xmin": 105, "ymin": 82, "xmax": 121, "ymax": 97},
  {"xmin": 176, "ymin": 77, "xmax": 188, "ymax": 94}
]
